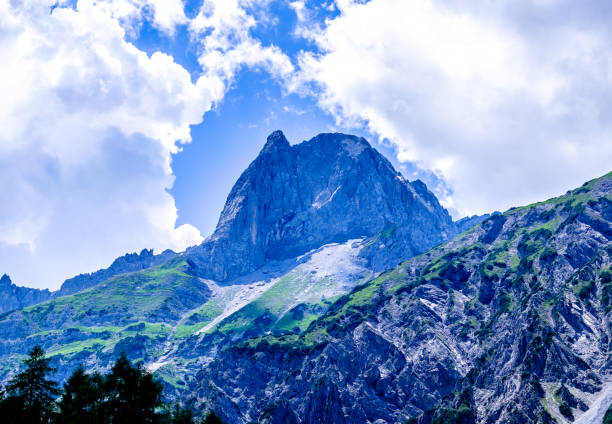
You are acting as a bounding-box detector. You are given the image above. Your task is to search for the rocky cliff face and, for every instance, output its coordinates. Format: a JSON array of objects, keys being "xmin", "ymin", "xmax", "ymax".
[
  {"xmin": 0, "ymin": 130, "xmax": 460, "ymax": 388},
  {"xmin": 186, "ymin": 131, "xmax": 456, "ymax": 282},
  {"xmin": 190, "ymin": 172, "xmax": 612, "ymax": 424},
  {"xmin": 56, "ymin": 248, "xmax": 176, "ymax": 297},
  {"xmin": 0, "ymin": 130, "xmax": 519, "ymax": 423},
  {"xmin": 0, "ymin": 131, "xmax": 471, "ymax": 314},
  {"xmin": 0, "ymin": 249, "xmax": 177, "ymax": 314},
  {"xmin": 0, "ymin": 274, "xmax": 52, "ymax": 314}
]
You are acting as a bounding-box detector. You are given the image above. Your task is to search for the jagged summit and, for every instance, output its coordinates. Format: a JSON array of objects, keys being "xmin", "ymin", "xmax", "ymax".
[
  {"xmin": 186, "ymin": 131, "xmax": 456, "ymax": 282},
  {"xmin": 261, "ymin": 129, "xmax": 290, "ymax": 153},
  {"xmin": 0, "ymin": 273, "xmax": 51, "ymax": 314},
  {"xmin": 0, "ymin": 274, "xmax": 11, "ymax": 286},
  {"xmin": 57, "ymin": 248, "xmax": 176, "ymax": 297}
]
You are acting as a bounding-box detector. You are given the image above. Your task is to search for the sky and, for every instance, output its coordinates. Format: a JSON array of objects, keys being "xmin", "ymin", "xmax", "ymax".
[{"xmin": 1, "ymin": 0, "xmax": 612, "ymax": 289}]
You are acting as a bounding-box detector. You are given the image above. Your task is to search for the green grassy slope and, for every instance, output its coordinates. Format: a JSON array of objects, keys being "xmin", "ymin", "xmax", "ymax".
[{"xmin": 197, "ymin": 171, "xmax": 612, "ymax": 423}]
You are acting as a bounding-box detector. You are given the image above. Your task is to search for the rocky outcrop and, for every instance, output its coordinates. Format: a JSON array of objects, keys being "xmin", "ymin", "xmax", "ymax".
[
  {"xmin": 56, "ymin": 248, "xmax": 176, "ymax": 297},
  {"xmin": 454, "ymin": 213, "xmax": 494, "ymax": 234},
  {"xmin": 186, "ymin": 131, "xmax": 455, "ymax": 281},
  {"xmin": 0, "ymin": 249, "xmax": 177, "ymax": 314},
  {"xmin": 191, "ymin": 172, "xmax": 612, "ymax": 424},
  {"xmin": 0, "ymin": 274, "xmax": 52, "ymax": 314}
]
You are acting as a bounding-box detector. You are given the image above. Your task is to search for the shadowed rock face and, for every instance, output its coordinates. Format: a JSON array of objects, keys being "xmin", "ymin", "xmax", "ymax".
[
  {"xmin": 0, "ymin": 249, "xmax": 177, "ymax": 314},
  {"xmin": 0, "ymin": 274, "xmax": 52, "ymax": 314},
  {"xmin": 186, "ymin": 131, "xmax": 455, "ymax": 282},
  {"xmin": 191, "ymin": 172, "xmax": 612, "ymax": 424},
  {"xmin": 57, "ymin": 248, "xmax": 176, "ymax": 297},
  {"xmin": 0, "ymin": 130, "xmax": 473, "ymax": 313}
]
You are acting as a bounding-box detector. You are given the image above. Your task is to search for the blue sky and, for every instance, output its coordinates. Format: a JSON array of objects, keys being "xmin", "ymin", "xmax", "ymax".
[
  {"xmin": 2, "ymin": 0, "xmax": 612, "ymax": 289},
  {"xmin": 131, "ymin": 0, "xmax": 404, "ymax": 236},
  {"xmin": 171, "ymin": 71, "xmax": 340, "ymax": 235},
  {"xmin": 131, "ymin": 0, "xmax": 374, "ymax": 236}
]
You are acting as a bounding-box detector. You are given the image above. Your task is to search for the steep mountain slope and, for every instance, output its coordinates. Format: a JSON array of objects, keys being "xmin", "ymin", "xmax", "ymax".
[
  {"xmin": 0, "ymin": 274, "xmax": 52, "ymax": 314},
  {"xmin": 190, "ymin": 172, "xmax": 612, "ymax": 424},
  {"xmin": 0, "ymin": 258, "xmax": 209, "ymax": 379},
  {"xmin": 56, "ymin": 248, "xmax": 177, "ymax": 297},
  {"xmin": 0, "ymin": 249, "xmax": 177, "ymax": 314},
  {"xmin": 186, "ymin": 131, "xmax": 456, "ymax": 281},
  {"xmin": 0, "ymin": 131, "xmax": 461, "ymax": 396},
  {"xmin": 0, "ymin": 131, "xmax": 466, "ymax": 316},
  {"xmin": 0, "ymin": 240, "xmax": 373, "ymax": 387}
]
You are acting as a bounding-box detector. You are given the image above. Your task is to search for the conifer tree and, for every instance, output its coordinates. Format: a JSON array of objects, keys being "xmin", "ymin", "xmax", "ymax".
[
  {"xmin": 103, "ymin": 353, "xmax": 164, "ymax": 423},
  {"xmin": 169, "ymin": 403, "xmax": 196, "ymax": 424},
  {"xmin": 56, "ymin": 365, "xmax": 104, "ymax": 423},
  {"xmin": 202, "ymin": 411, "xmax": 224, "ymax": 424},
  {"xmin": 0, "ymin": 345, "xmax": 59, "ymax": 424},
  {"xmin": 1, "ymin": 348, "xmax": 221, "ymax": 423}
]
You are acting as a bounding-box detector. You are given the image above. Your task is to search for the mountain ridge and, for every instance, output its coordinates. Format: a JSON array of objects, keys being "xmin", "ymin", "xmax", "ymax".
[
  {"xmin": 186, "ymin": 130, "xmax": 460, "ymax": 282},
  {"xmin": 189, "ymin": 170, "xmax": 612, "ymax": 423},
  {"xmin": 0, "ymin": 133, "xmax": 572, "ymax": 424},
  {"xmin": 0, "ymin": 130, "xmax": 465, "ymax": 384},
  {"xmin": 0, "ymin": 274, "xmax": 52, "ymax": 314},
  {"xmin": 0, "ymin": 249, "xmax": 177, "ymax": 314},
  {"xmin": 0, "ymin": 130, "xmax": 478, "ymax": 314}
]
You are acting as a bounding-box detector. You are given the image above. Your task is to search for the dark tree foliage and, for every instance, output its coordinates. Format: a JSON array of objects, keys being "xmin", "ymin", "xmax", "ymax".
[
  {"xmin": 431, "ymin": 388, "xmax": 476, "ymax": 424},
  {"xmin": 558, "ymin": 402, "xmax": 573, "ymax": 420},
  {"xmin": 202, "ymin": 411, "xmax": 224, "ymax": 424},
  {"xmin": 101, "ymin": 353, "xmax": 164, "ymax": 423},
  {"xmin": 56, "ymin": 365, "xmax": 105, "ymax": 424},
  {"xmin": 0, "ymin": 345, "xmax": 60, "ymax": 424},
  {"xmin": 0, "ymin": 346, "xmax": 222, "ymax": 424},
  {"xmin": 167, "ymin": 404, "xmax": 197, "ymax": 424}
]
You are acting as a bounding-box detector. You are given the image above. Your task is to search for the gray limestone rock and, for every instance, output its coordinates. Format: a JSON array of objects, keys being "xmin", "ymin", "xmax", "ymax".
[
  {"xmin": 190, "ymin": 171, "xmax": 612, "ymax": 424},
  {"xmin": 186, "ymin": 131, "xmax": 456, "ymax": 281},
  {"xmin": 0, "ymin": 274, "xmax": 52, "ymax": 314}
]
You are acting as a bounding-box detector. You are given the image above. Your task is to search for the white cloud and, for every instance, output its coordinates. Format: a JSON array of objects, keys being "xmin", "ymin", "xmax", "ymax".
[
  {"xmin": 13, "ymin": 0, "xmax": 611, "ymax": 289},
  {"xmin": 295, "ymin": 0, "xmax": 612, "ymax": 217},
  {"xmin": 190, "ymin": 0, "xmax": 294, "ymax": 86},
  {"xmin": 0, "ymin": 0, "xmax": 296, "ymax": 289},
  {"xmin": 289, "ymin": 0, "xmax": 328, "ymax": 41},
  {"xmin": 0, "ymin": 0, "xmax": 213, "ymax": 289},
  {"xmin": 85, "ymin": 0, "xmax": 188, "ymax": 35}
]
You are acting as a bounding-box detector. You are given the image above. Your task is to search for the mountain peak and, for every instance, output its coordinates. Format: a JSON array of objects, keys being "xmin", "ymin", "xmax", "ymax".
[
  {"xmin": 301, "ymin": 132, "xmax": 372, "ymax": 159},
  {"xmin": 0, "ymin": 273, "xmax": 53, "ymax": 314},
  {"xmin": 261, "ymin": 130, "xmax": 290, "ymax": 153},
  {"xmin": 187, "ymin": 131, "xmax": 455, "ymax": 281},
  {"xmin": 0, "ymin": 274, "xmax": 11, "ymax": 286}
]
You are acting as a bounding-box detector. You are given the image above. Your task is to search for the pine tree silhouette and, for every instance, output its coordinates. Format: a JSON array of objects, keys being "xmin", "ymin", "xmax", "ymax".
[
  {"xmin": 103, "ymin": 352, "xmax": 163, "ymax": 423},
  {"xmin": 1, "ymin": 348, "xmax": 222, "ymax": 423},
  {"xmin": 0, "ymin": 345, "xmax": 59, "ymax": 424},
  {"xmin": 56, "ymin": 365, "xmax": 105, "ymax": 423},
  {"xmin": 169, "ymin": 403, "xmax": 196, "ymax": 424},
  {"xmin": 202, "ymin": 411, "xmax": 224, "ymax": 424}
]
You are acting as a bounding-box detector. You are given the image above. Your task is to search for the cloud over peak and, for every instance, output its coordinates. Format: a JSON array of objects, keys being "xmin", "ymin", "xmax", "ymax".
[
  {"xmin": 0, "ymin": 0, "xmax": 294, "ymax": 288},
  {"xmin": 294, "ymin": 0, "xmax": 612, "ymax": 217},
  {"xmin": 3, "ymin": 0, "xmax": 612, "ymax": 288}
]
